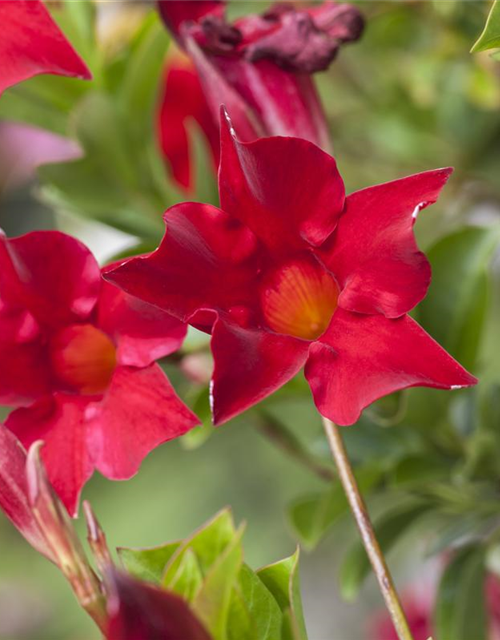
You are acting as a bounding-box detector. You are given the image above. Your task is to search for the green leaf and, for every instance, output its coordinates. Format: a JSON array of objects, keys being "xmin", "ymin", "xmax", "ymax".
[
  {"xmin": 232, "ymin": 564, "xmax": 282, "ymax": 640},
  {"xmin": 288, "ymin": 466, "xmax": 381, "ymax": 549},
  {"xmin": 391, "ymin": 454, "xmax": 450, "ymax": 487},
  {"xmin": 118, "ymin": 541, "xmax": 180, "ymax": 584},
  {"xmin": 162, "ymin": 509, "xmax": 237, "ymax": 587},
  {"xmin": 164, "ymin": 548, "xmax": 204, "ymax": 602},
  {"xmin": 192, "ymin": 525, "xmax": 245, "ymax": 640},
  {"xmin": 118, "ymin": 14, "xmax": 169, "ymax": 142},
  {"xmin": 434, "ymin": 546, "xmax": 487, "ymax": 640},
  {"xmin": 188, "ymin": 122, "xmax": 219, "ymax": 204},
  {"xmin": 339, "ymin": 501, "xmax": 431, "ymax": 601},
  {"xmin": 71, "ymin": 92, "xmax": 138, "ymax": 187},
  {"xmin": 51, "ymin": 0, "xmax": 101, "ymax": 78},
  {"xmin": 418, "ymin": 226, "xmax": 500, "ymax": 371},
  {"xmin": 227, "ymin": 588, "xmax": 255, "ymax": 640},
  {"xmin": 257, "ymin": 549, "xmax": 308, "ymax": 640},
  {"xmin": 38, "ymin": 157, "xmax": 164, "ymax": 239},
  {"xmin": 471, "ymin": 0, "xmax": 500, "ymax": 53}
]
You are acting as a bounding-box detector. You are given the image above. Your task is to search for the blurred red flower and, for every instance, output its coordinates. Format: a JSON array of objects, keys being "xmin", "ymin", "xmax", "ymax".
[
  {"xmin": 106, "ymin": 570, "xmax": 212, "ymax": 640},
  {"xmin": 372, "ymin": 574, "xmax": 500, "ymax": 640},
  {"xmin": 156, "ymin": 0, "xmax": 364, "ymax": 189},
  {"xmin": 158, "ymin": 51, "xmax": 220, "ymax": 191},
  {"xmin": 107, "ymin": 111, "xmax": 477, "ymax": 427},
  {"xmin": 0, "ymin": 230, "xmax": 198, "ymax": 515},
  {"xmin": 0, "ymin": 0, "xmax": 91, "ymax": 97}
]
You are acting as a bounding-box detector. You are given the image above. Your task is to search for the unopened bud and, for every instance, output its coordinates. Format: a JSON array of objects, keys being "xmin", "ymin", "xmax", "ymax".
[{"xmin": 26, "ymin": 442, "xmax": 107, "ymax": 631}]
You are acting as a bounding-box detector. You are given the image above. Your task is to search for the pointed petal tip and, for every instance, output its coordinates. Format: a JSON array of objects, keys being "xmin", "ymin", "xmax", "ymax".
[{"xmin": 25, "ymin": 440, "xmax": 47, "ymax": 507}]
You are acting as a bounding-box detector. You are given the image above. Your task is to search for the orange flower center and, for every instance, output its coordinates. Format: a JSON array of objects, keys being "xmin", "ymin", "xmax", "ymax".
[
  {"xmin": 50, "ymin": 324, "xmax": 117, "ymax": 394},
  {"xmin": 260, "ymin": 258, "xmax": 339, "ymax": 340}
]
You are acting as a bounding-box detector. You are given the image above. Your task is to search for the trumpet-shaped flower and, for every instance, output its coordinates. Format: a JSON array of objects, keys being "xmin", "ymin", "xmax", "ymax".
[
  {"xmin": 107, "ymin": 111, "xmax": 477, "ymax": 427},
  {"xmin": 0, "ymin": 230, "xmax": 198, "ymax": 515},
  {"xmin": 0, "ymin": 0, "xmax": 91, "ymax": 97},
  {"xmin": 157, "ymin": 0, "xmax": 364, "ymax": 150}
]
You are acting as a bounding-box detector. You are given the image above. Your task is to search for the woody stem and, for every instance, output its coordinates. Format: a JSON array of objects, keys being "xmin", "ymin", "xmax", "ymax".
[{"xmin": 321, "ymin": 417, "xmax": 415, "ymax": 640}]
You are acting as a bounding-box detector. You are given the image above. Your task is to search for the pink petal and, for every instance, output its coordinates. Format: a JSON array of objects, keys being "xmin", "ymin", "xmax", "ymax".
[
  {"xmin": 320, "ymin": 169, "xmax": 453, "ymax": 318},
  {"xmin": 305, "ymin": 309, "xmax": 477, "ymax": 426},
  {"xmin": 0, "ymin": 0, "xmax": 91, "ymax": 97},
  {"xmin": 6, "ymin": 395, "xmax": 94, "ymax": 517},
  {"xmin": 158, "ymin": 55, "xmax": 220, "ymax": 192},
  {"xmin": 106, "ymin": 569, "xmax": 211, "ymax": 640},
  {"xmin": 0, "ymin": 425, "xmax": 54, "ymax": 561},
  {"xmin": 96, "ymin": 279, "xmax": 187, "ymax": 368},
  {"xmin": 219, "ymin": 109, "xmax": 344, "ymax": 254},
  {"xmin": 87, "ymin": 365, "xmax": 199, "ymax": 480},
  {"xmin": 105, "ymin": 203, "xmax": 260, "ymax": 328},
  {"xmin": 211, "ymin": 317, "xmax": 310, "ymax": 425},
  {"xmin": 0, "ymin": 122, "xmax": 81, "ymax": 190},
  {"xmin": 0, "ymin": 230, "xmax": 101, "ymax": 329}
]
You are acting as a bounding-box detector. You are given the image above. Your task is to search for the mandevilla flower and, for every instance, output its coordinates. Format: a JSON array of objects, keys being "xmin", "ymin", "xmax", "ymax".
[
  {"xmin": 0, "ymin": 230, "xmax": 198, "ymax": 514},
  {"xmin": 157, "ymin": 0, "xmax": 363, "ymax": 150},
  {"xmin": 107, "ymin": 110, "xmax": 477, "ymax": 427},
  {"xmin": 158, "ymin": 50, "xmax": 219, "ymax": 191},
  {"xmin": 0, "ymin": 0, "xmax": 91, "ymax": 97}
]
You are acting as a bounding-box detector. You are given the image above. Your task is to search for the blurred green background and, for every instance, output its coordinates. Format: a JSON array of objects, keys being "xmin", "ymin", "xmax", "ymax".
[{"xmin": 1, "ymin": 2, "xmax": 500, "ymax": 639}]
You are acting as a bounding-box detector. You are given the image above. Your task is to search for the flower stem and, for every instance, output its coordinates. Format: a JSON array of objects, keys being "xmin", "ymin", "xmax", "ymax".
[
  {"xmin": 321, "ymin": 417, "xmax": 415, "ymax": 640},
  {"xmin": 256, "ymin": 411, "xmax": 336, "ymax": 482}
]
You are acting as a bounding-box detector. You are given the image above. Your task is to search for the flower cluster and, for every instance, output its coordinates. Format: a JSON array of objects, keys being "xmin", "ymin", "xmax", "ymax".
[{"xmin": 0, "ymin": 1, "xmax": 488, "ymax": 637}]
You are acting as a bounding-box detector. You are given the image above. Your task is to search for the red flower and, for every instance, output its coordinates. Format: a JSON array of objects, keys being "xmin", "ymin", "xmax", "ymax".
[
  {"xmin": 106, "ymin": 570, "xmax": 212, "ymax": 640},
  {"xmin": 107, "ymin": 111, "xmax": 477, "ymax": 427},
  {"xmin": 0, "ymin": 230, "xmax": 198, "ymax": 515},
  {"xmin": 0, "ymin": 0, "xmax": 91, "ymax": 97},
  {"xmin": 158, "ymin": 51, "xmax": 220, "ymax": 191},
  {"xmin": 372, "ymin": 596, "xmax": 433, "ymax": 640},
  {"xmin": 157, "ymin": 0, "xmax": 363, "ymax": 150}
]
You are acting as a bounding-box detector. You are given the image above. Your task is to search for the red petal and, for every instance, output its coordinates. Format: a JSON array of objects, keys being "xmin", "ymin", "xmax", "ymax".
[
  {"xmin": 305, "ymin": 309, "xmax": 477, "ymax": 426},
  {"xmin": 211, "ymin": 317, "xmax": 310, "ymax": 425},
  {"xmin": 158, "ymin": 0, "xmax": 225, "ymax": 37},
  {"xmin": 0, "ymin": 328, "xmax": 51, "ymax": 406},
  {"xmin": 0, "ymin": 0, "xmax": 91, "ymax": 97},
  {"xmin": 96, "ymin": 279, "xmax": 187, "ymax": 368},
  {"xmin": 320, "ymin": 169, "xmax": 453, "ymax": 318},
  {"xmin": 0, "ymin": 425, "xmax": 54, "ymax": 561},
  {"xmin": 87, "ymin": 365, "xmax": 199, "ymax": 480},
  {"xmin": 219, "ymin": 109, "xmax": 344, "ymax": 254},
  {"xmin": 183, "ymin": 34, "xmax": 260, "ymax": 142},
  {"xmin": 105, "ymin": 203, "xmax": 260, "ymax": 326},
  {"xmin": 106, "ymin": 569, "xmax": 211, "ymax": 640},
  {"xmin": 214, "ymin": 57, "xmax": 331, "ymax": 149},
  {"xmin": 158, "ymin": 55, "xmax": 219, "ymax": 191},
  {"xmin": 6, "ymin": 395, "xmax": 94, "ymax": 516},
  {"xmin": 0, "ymin": 230, "xmax": 101, "ymax": 329}
]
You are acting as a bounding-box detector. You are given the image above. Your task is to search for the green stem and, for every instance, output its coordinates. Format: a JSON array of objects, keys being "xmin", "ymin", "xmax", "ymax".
[
  {"xmin": 321, "ymin": 417, "xmax": 415, "ymax": 640},
  {"xmin": 256, "ymin": 412, "xmax": 336, "ymax": 482}
]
